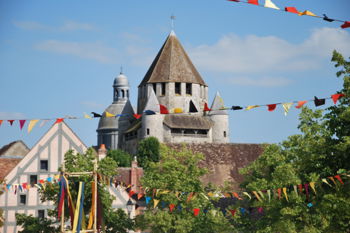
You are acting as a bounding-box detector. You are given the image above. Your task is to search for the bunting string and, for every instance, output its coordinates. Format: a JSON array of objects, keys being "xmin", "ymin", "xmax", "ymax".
[{"xmin": 227, "ymin": 0, "xmax": 350, "ymax": 29}]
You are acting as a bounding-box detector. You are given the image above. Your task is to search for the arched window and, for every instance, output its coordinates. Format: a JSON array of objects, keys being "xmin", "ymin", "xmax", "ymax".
[
  {"xmin": 122, "ymin": 90, "xmax": 125, "ymax": 98},
  {"xmin": 127, "ymin": 90, "xmax": 129, "ymax": 98},
  {"xmin": 116, "ymin": 90, "xmax": 119, "ymax": 98}
]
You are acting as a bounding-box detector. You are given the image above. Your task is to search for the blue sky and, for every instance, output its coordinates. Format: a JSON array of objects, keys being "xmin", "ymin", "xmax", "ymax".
[{"xmin": 0, "ymin": 0, "xmax": 350, "ymax": 149}]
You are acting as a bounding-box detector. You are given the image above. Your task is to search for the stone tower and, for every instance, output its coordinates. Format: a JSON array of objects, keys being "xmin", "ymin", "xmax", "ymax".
[
  {"xmin": 209, "ymin": 92, "xmax": 229, "ymax": 143},
  {"xmin": 97, "ymin": 72, "xmax": 134, "ymax": 150}
]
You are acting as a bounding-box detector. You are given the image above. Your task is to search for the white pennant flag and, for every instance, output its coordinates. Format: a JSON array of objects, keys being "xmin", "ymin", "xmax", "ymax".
[
  {"xmin": 264, "ymin": 0, "xmax": 280, "ymax": 10},
  {"xmin": 282, "ymin": 103, "xmax": 293, "ymax": 116}
]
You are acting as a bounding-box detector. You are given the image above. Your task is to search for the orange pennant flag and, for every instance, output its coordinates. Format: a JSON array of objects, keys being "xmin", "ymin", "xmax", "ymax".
[
  {"xmin": 137, "ymin": 193, "xmax": 144, "ymax": 200},
  {"xmin": 232, "ymin": 192, "xmax": 242, "ymax": 200},
  {"xmin": 295, "ymin": 100, "xmax": 307, "ymax": 109},
  {"xmin": 0, "ymin": 120, "xmax": 3, "ymax": 126},
  {"xmin": 252, "ymin": 191, "xmax": 262, "ymax": 202},
  {"xmin": 334, "ymin": 175, "xmax": 344, "ymax": 184},
  {"xmin": 129, "ymin": 190, "xmax": 135, "ymax": 197},
  {"xmin": 328, "ymin": 177, "xmax": 337, "ymax": 186},
  {"xmin": 331, "ymin": 93, "xmax": 345, "ymax": 104}
]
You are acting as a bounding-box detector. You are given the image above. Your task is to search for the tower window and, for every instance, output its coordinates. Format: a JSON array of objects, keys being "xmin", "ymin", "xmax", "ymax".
[
  {"xmin": 20, "ymin": 194, "xmax": 26, "ymax": 205},
  {"xmin": 116, "ymin": 90, "xmax": 119, "ymax": 98},
  {"xmin": 153, "ymin": 83, "xmax": 157, "ymax": 94},
  {"xmin": 175, "ymin": 83, "xmax": 181, "ymax": 95},
  {"xmin": 40, "ymin": 160, "xmax": 48, "ymax": 171},
  {"xmin": 224, "ymin": 131, "xmax": 227, "ymax": 137},
  {"xmin": 161, "ymin": 83, "xmax": 166, "ymax": 96},
  {"xmin": 186, "ymin": 83, "xmax": 192, "ymax": 95},
  {"xmin": 30, "ymin": 175, "xmax": 37, "ymax": 185},
  {"xmin": 122, "ymin": 90, "xmax": 125, "ymax": 98},
  {"xmin": 147, "ymin": 128, "xmax": 150, "ymax": 135},
  {"xmin": 127, "ymin": 90, "xmax": 129, "ymax": 98},
  {"xmin": 38, "ymin": 210, "xmax": 45, "ymax": 219}
]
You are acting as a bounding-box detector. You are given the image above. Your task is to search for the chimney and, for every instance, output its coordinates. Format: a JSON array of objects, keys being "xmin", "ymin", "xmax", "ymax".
[
  {"xmin": 131, "ymin": 156, "xmax": 138, "ymax": 191},
  {"xmin": 98, "ymin": 144, "xmax": 107, "ymax": 160}
]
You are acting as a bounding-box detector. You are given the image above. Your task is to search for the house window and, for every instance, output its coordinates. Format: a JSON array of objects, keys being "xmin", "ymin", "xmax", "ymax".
[
  {"xmin": 38, "ymin": 210, "xmax": 45, "ymax": 219},
  {"xmin": 186, "ymin": 83, "xmax": 192, "ymax": 95},
  {"xmin": 224, "ymin": 131, "xmax": 227, "ymax": 137},
  {"xmin": 161, "ymin": 83, "xmax": 166, "ymax": 96},
  {"xmin": 147, "ymin": 128, "xmax": 150, "ymax": 135},
  {"xmin": 30, "ymin": 175, "xmax": 37, "ymax": 185},
  {"xmin": 40, "ymin": 160, "xmax": 48, "ymax": 171},
  {"xmin": 153, "ymin": 83, "xmax": 157, "ymax": 94},
  {"xmin": 175, "ymin": 82, "xmax": 181, "ymax": 95},
  {"xmin": 20, "ymin": 194, "xmax": 26, "ymax": 205}
]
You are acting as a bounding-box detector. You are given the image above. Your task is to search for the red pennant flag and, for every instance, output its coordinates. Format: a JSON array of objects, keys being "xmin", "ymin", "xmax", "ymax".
[
  {"xmin": 193, "ymin": 208, "xmax": 200, "ymax": 216},
  {"xmin": 19, "ymin": 120, "xmax": 26, "ymax": 130},
  {"xmin": 334, "ymin": 175, "xmax": 344, "ymax": 185},
  {"xmin": 39, "ymin": 179, "xmax": 45, "ymax": 184},
  {"xmin": 277, "ymin": 188, "xmax": 281, "ymax": 199},
  {"xmin": 55, "ymin": 118, "xmax": 64, "ymax": 124},
  {"xmin": 295, "ymin": 100, "xmax": 307, "ymax": 109},
  {"xmin": 133, "ymin": 114, "xmax": 142, "ymax": 119},
  {"xmin": 169, "ymin": 204, "xmax": 175, "ymax": 212},
  {"xmin": 248, "ymin": 0, "xmax": 258, "ymax": 5},
  {"xmin": 258, "ymin": 207, "xmax": 264, "ymax": 213},
  {"xmin": 267, "ymin": 104, "xmax": 277, "ymax": 112},
  {"xmin": 129, "ymin": 190, "xmax": 135, "ymax": 197},
  {"xmin": 159, "ymin": 104, "xmax": 169, "ymax": 114},
  {"xmin": 331, "ymin": 93, "xmax": 345, "ymax": 104},
  {"xmin": 204, "ymin": 103, "xmax": 211, "ymax": 112},
  {"xmin": 137, "ymin": 193, "xmax": 144, "ymax": 200},
  {"xmin": 304, "ymin": 183, "xmax": 310, "ymax": 199},
  {"xmin": 232, "ymin": 192, "xmax": 243, "ymax": 200},
  {"xmin": 8, "ymin": 120, "xmax": 15, "ymax": 126},
  {"xmin": 298, "ymin": 184, "xmax": 303, "ymax": 193},
  {"xmin": 22, "ymin": 183, "xmax": 27, "ymax": 190},
  {"xmin": 341, "ymin": 21, "xmax": 350, "ymax": 29},
  {"xmin": 0, "ymin": 120, "xmax": 3, "ymax": 126},
  {"xmin": 229, "ymin": 209, "xmax": 236, "ymax": 217},
  {"xmin": 285, "ymin": 7, "xmax": 299, "ymax": 14}
]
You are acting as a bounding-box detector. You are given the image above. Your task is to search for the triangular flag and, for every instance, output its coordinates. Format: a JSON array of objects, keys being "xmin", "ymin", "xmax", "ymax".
[
  {"xmin": 267, "ymin": 190, "xmax": 271, "ymax": 202},
  {"xmin": 105, "ymin": 111, "xmax": 115, "ymax": 118},
  {"xmin": 153, "ymin": 199, "xmax": 160, "ymax": 208},
  {"xmin": 229, "ymin": 209, "xmax": 236, "ymax": 217},
  {"xmin": 282, "ymin": 188, "xmax": 289, "ymax": 201},
  {"xmin": 0, "ymin": 120, "xmax": 3, "ymax": 126},
  {"xmin": 314, "ymin": 96, "xmax": 325, "ymax": 107},
  {"xmin": 293, "ymin": 185, "xmax": 298, "ymax": 196},
  {"xmin": 187, "ymin": 192, "xmax": 194, "ymax": 203},
  {"xmin": 55, "ymin": 118, "xmax": 64, "ymax": 124},
  {"xmin": 189, "ymin": 100, "xmax": 198, "ymax": 113},
  {"xmin": 39, "ymin": 119, "xmax": 49, "ymax": 127},
  {"xmin": 282, "ymin": 103, "xmax": 293, "ymax": 116},
  {"xmin": 28, "ymin": 120, "xmax": 39, "ymax": 133},
  {"xmin": 309, "ymin": 182, "xmax": 317, "ymax": 194},
  {"xmin": 159, "ymin": 104, "xmax": 169, "ymax": 114},
  {"xmin": 144, "ymin": 110, "xmax": 156, "ymax": 115},
  {"xmin": 232, "ymin": 192, "xmax": 242, "ymax": 200},
  {"xmin": 323, "ymin": 14, "xmax": 335, "ymax": 22},
  {"xmin": 204, "ymin": 103, "xmax": 211, "ymax": 112},
  {"xmin": 169, "ymin": 204, "xmax": 175, "ymax": 212},
  {"xmin": 295, "ymin": 100, "xmax": 307, "ymax": 109},
  {"xmin": 258, "ymin": 191, "xmax": 265, "ymax": 200},
  {"xmin": 8, "ymin": 120, "xmax": 15, "ymax": 126},
  {"xmin": 264, "ymin": 0, "xmax": 279, "ymax": 10},
  {"xmin": 277, "ymin": 188, "xmax": 282, "ymax": 199},
  {"xmin": 243, "ymin": 192, "xmax": 251, "ymax": 200},
  {"xmin": 193, "ymin": 208, "xmax": 200, "ymax": 216},
  {"xmin": 322, "ymin": 178, "xmax": 332, "ymax": 187},
  {"xmin": 341, "ymin": 21, "xmax": 350, "ymax": 29},
  {"xmin": 328, "ymin": 177, "xmax": 337, "ymax": 186},
  {"xmin": 257, "ymin": 207, "xmax": 264, "ymax": 213},
  {"xmin": 334, "ymin": 175, "xmax": 344, "ymax": 185},
  {"xmin": 285, "ymin": 7, "xmax": 299, "ymax": 14},
  {"xmin": 91, "ymin": 112, "xmax": 102, "ymax": 118},
  {"xmin": 174, "ymin": 108, "xmax": 183, "ymax": 113},
  {"xmin": 298, "ymin": 10, "xmax": 316, "ymax": 16},
  {"xmin": 137, "ymin": 193, "xmax": 144, "ymax": 200},
  {"xmin": 129, "ymin": 190, "xmax": 135, "ymax": 197},
  {"xmin": 331, "ymin": 93, "xmax": 345, "ymax": 104},
  {"xmin": 267, "ymin": 104, "xmax": 277, "ymax": 112},
  {"xmin": 248, "ymin": 0, "xmax": 258, "ymax": 5},
  {"xmin": 246, "ymin": 105, "xmax": 259, "ymax": 110},
  {"xmin": 19, "ymin": 120, "xmax": 26, "ymax": 130},
  {"xmin": 232, "ymin": 106, "xmax": 243, "ymax": 110},
  {"xmin": 145, "ymin": 196, "xmax": 151, "ymax": 204},
  {"xmin": 227, "ymin": 0, "xmax": 240, "ymax": 2},
  {"xmin": 252, "ymin": 191, "xmax": 262, "ymax": 202},
  {"xmin": 84, "ymin": 113, "xmax": 92, "ymax": 119},
  {"xmin": 133, "ymin": 114, "xmax": 141, "ymax": 119}
]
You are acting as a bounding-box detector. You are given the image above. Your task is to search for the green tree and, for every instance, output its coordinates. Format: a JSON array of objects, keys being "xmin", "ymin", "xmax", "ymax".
[
  {"xmin": 16, "ymin": 148, "xmax": 135, "ymax": 233},
  {"xmin": 137, "ymin": 136, "xmax": 160, "ymax": 168},
  {"xmin": 233, "ymin": 51, "xmax": 350, "ymax": 232},
  {"xmin": 107, "ymin": 149, "xmax": 132, "ymax": 167},
  {"xmin": 135, "ymin": 145, "xmax": 234, "ymax": 233},
  {"xmin": 16, "ymin": 213, "xmax": 59, "ymax": 233}
]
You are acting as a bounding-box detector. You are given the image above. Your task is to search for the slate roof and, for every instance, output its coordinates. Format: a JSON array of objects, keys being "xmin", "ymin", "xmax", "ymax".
[
  {"xmin": 138, "ymin": 31, "xmax": 207, "ymax": 87},
  {"xmin": 163, "ymin": 114, "xmax": 213, "ymax": 130}
]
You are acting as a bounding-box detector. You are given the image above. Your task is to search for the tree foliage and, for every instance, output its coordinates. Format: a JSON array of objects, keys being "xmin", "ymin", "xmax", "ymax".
[
  {"xmin": 135, "ymin": 145, "xmax": 234, "ymax": 233},
  {"xmin": 16, "ymin": 148, "xmax": 134, "ymax": 233},
  {"xmin": 137, "ymin": 136, "xmax": 160, "ymax": 168},
  {"xmin": 107, "ymin": 149, "xmax": 132, "ymax": 167},
  {"xmin": 233, "ymin": 51, "xmax": 350, "ymax": 232},
  {"xmin": 16, "ymin": 213, "xmax": 59, "ymax": 233}
]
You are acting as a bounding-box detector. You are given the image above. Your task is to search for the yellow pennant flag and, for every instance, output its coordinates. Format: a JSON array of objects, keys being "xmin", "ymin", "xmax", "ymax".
[
  {"xmin": 282, "ymin": 103, "xmax": 293, "ymax": 116},
  {"xmin": 298, "ymin": 10, "xmax": 316, "ymax": 16},
  {"xmin": 243, "ymin": 192, "xmax": 251, "ymax": 200},
  {"xmin": 84, "ymin": 113, "xmax": 92, "ymax": 119},
  {"xmin": 105, "ymin": 111, "xmax": 115, "ymax": 117},
  {"xmin": 282, "ymin": 187, "xmax": 289, "ymax": 202},
  {"xmin": 322, "ymin": 178, "xmax": 332, "ymax": 187},
  {"xmin": 309, "ymin": 182, "xmax": 317, "ymax": 194},
  {"xmin": 174, "ymin": 108, "xmax": 183, "ymax": 113},
  {"xmin": 267, "ymin": 190, "xmax": 271, "ymax": 202},
  {"xmin": 246, "ymin": 105, "xmax": 259, "ymax": 110},
  {"xmin": 252, "ymin": 191, "xmax": 263, "ymax": 202},
  {"xmin": 153, "ymin": 199, "xmax": 160, "ymax": 208},
  {"xmin": 264, "ymin": 0, "xmax": 280, "ymax": 10},
  {"xmin": 28, "ymin": 119, "xmax": 39, "ymax": 133},
  {"xmin": 258, "ymin": 191, "xmax": 265, "ymax": 200}
]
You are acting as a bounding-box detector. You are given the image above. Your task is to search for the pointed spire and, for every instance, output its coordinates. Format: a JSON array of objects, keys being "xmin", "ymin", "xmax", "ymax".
[
  {"xmin": 209, "ymin": 92, "xmax": 228, "ymax": 115},
  {"xmin": 143, "ymin": 88, "xmax": 160, "ymax": 113}
]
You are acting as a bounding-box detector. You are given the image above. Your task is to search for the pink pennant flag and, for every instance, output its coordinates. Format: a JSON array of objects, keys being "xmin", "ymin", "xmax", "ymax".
[
  {"xmin": 8, "ymin": 120, "xmax": 15, "ymax": 126},
  {"xmin": 193, "ymin": 208, "xmax": 200, "ymax": 216},
  {"xmin": 19, "ymin": 120, "xmax": 26, "ymax": 130},
  {"xmin": 331, "ymin": 93, "xmax": 345, "ymax": 104}
]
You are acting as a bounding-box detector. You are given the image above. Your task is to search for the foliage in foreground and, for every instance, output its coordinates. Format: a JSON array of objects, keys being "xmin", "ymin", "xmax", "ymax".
[
  {"xmin": 107, "ymin": 149, "xmax": 132, "ymax": 167},
  {"xmin": 137, "ymin": 136, "xmax": 160, "ymax": 169},
  {"xmin": 135, "ymin": 145, "xmax": 234, "ymax": 233},
  {"xmin": 232, "ymin": 51, "xmax": 350, "ymax": 232}
]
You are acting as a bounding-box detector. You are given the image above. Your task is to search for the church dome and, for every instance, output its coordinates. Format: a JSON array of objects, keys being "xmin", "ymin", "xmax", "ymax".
[
  {"xmin": 97, "ymin": 100, "xmax": 134, "ymax": 130},
  {"xmin": 114, "ymin": 73, "xmax": 129, "ymax": 87}
]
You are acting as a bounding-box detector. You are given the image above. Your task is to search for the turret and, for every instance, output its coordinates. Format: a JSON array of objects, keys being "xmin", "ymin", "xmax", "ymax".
[{"xmin": 209, "ymin": 92, "xmax": 229, "ymax": 143}]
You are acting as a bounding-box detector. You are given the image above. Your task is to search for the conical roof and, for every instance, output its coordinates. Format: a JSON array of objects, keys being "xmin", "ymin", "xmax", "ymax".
[
  {"xmin": 139, "ymin": 31, "xmax": 207, "ymax": 87},
  {"xmin": 209, "ymin": 92, "xmax": 228, "ymax": 115}
]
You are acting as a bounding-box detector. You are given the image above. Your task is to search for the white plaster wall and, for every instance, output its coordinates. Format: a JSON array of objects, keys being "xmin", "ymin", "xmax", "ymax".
[
  {"xmin": 141, "ymin": 114, "xmax": 164, "ymax": 142},
  {"xmin": 210, "ymin": 115, "xmax": 229, "ymax": 143}
]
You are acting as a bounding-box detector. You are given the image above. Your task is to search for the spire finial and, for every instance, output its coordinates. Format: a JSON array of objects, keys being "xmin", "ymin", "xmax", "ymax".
[
  {"xmin": 120, "ymin": 66, "xmax": 123, "ymax": 74},
  {"xmin": 170, "ymin": 14, "xmax": 176, "ymax": 30}
]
